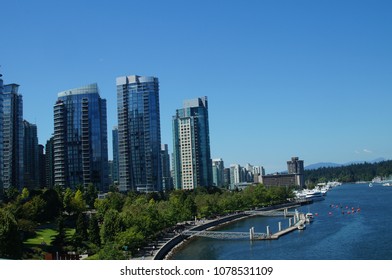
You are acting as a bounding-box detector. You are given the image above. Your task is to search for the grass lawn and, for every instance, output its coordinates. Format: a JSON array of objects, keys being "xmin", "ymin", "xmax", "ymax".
[
  {"xmin": 24, "ymin": 228, "xmax": 57, "ymax": 246},
  {"xmin": 24, "ymin": 227, "xmax": 75, "ymax": 246}
]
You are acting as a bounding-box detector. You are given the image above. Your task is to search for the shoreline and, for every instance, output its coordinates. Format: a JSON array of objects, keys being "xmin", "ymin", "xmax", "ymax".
[
  {"xmin": 154, "ymin": 201, "xmax": 305, "ymax": 260},
  {"xmin": 164, "ymin": 214, "xmax": 252, "ymax": 260}
]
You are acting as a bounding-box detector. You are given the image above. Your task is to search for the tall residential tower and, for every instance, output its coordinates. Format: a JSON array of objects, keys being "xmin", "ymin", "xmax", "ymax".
[
  {"xmin": 53, "ymin": 84, "xmax": 109, "ymax": 191},
  {"xmin": 23, "ymin": 120, "xmax": 39, "ymax": 189},
  {"xmin": 1, "ymin": 83, "xmax": 24, "ymax": 190},
  {"xmin": 172, "ymin": 97, "xmax": 212, "ymax": 190},
  {"xmin": 116, "ymin": 75, "xmax": 162, "ymax": 192},
  {"xmin": 0, "ymin": 73, "xmax": 3, "ymax": 192}
]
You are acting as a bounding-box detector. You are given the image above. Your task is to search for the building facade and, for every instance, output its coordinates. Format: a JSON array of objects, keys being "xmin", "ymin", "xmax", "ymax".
[
  {"xmin": 229, "ymin": 164, "xmax": 241, "ymax": 190},
  {"xmin": 23, "ymin": 120, "xmax": 39, "ymax": 189},
  {"xmin": 212, "ymin": 158, "xmax": 225, "ymax": 187},
  {"xmin": 287, "ymin": 157, "xmax": 305, "ymax": 187},
  {"xmin": 38, "ymin": 144, "xmax": 46, "ymax": 189},
  {"xmin": 0, "ymin": 73, "xmax": 3, "ymax": 192},
  {"xmin": 112, "ymin": 126, "xmax": 119, "ymax": 185},
  {"xmin": 116, "ymin": 75, "xmax": 162, "ymax": 192},
  {"xmin": 45, "ymin": 136, "xmax": 55, "ymax": 188},
  {"xmin": 173, "ymin": 97, "xmax": 212, "ymax": 190},
  {"xmin": 160, "ymin": 144, "xmax": 173, "ymax": 191},
  {"xmin": 53, "ymin": 84, "xmax": 109, "ymax": 191},
  {"xmin": 262, "ymin": 157, "xmax": 305, "ymax": 188},
  {"xmin": 1, "ymin": 83, "xmax": 24, "ymax": 190}
]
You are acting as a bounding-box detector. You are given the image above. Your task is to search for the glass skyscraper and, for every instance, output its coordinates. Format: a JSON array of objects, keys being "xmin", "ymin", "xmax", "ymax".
[
  {"xmin": 116, "ymin": 75, "xmax": 162, "ymax": 192},
  {"xmin": 112, "ymin": 126, "xmax": 119, "ymax": 184},
  {"xmin": 160, "ymin": 144, "xmax": 173, "ymax": 191},
  {"xmin": 23, "ymin": 120, "xmax": 39, "ymax": 189},
  {"xmin": 0, "ymin": 73, "xmax": 3, "ymax": 192},
  {"xmin": 172, "ymin": 96, "xmax": 212, "ymax": 190},
  {"xmin": 53, "ymin": 83, "xmax": 109, "ymax": 191},
  {"xmin": 212, "ymin": 158, "xmax": 225, "ymax": 187},
  {"xmin": 1, "ymin": 83, "xmax": 24, "ymax": 190},
  {"xmin": 45, "ymin": 136, "xmax": 55, "ymax": 189}
]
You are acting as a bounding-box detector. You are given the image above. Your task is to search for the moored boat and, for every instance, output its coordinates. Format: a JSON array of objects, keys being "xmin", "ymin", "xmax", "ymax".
[
  {"xmin": 304, "ymin": 190, "xmax": 325, "ymax": 201},
  {"xmin": 305, "ymin": 213, "xmax": 314, "ymax": 223}
]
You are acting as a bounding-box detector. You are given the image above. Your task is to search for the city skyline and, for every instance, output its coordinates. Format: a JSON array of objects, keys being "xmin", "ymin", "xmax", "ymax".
[{"xmin": 1, "ymin": 0, "xmax": 392, "ymax": 173}]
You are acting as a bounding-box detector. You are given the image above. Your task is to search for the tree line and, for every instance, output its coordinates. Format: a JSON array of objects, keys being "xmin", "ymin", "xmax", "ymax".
[
  {"xmin": 0, "ymin": 184, "xmax": 293, "ymax": 259},
  {"xmin": 304, "ymin": 160, "xmax": 392, "ymax": 185}
]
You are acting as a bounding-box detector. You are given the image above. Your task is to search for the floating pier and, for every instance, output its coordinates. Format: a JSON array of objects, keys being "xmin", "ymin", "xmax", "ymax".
[{"xmin": 181, "ymin": 208, "xmax": 307, "ymax": 241}]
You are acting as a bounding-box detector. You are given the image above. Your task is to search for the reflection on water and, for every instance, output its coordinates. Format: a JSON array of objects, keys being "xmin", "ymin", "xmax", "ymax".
[{"xmin": 172, "ymin": 183, "xmax": 392, "ymax": 260}]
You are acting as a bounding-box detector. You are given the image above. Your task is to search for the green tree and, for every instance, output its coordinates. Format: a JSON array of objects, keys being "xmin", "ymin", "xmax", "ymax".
[
  {"xmin": 4, "ymin": 186, "xmax": 19, "ymax": 203},
  {"xmin": 85, "ymin": 183, "xmax": 98, "ymax": 208},
  {"xmin": 71, "ymin": 189, "xmax": 86, "ymax": 213},
  {"xmin": 20, "ymin": 188, "xmax": 30, "ymax": 201},
  {"xmin": 63, "ymin": 188, "xmax": 74, "ymax": 214},
  {"xmin": 0, "ymin": 208, "xmax": 23, "ymax": 259},
  {"xmin": 115, "ymin": 226, "xmax": 144, "ymax": 255},
  {"xmin": 100, "ymin": 209, "xmax": 121, "ymax": 244},
  {"xmin": 73, "ymin": 212, "xmax": 88, "ymax": 246},
  {"xmin": 52, "ymin": 215, "xmax": 66, "ymax": 252},
  {"xmin": 41, "ymin": 188, "xmax": 61, "ymax": 221},
  {"xmin": 97, "ymin": 242, "xmax": 127, "ymax": 260},
  {"xmin": 88, "ymin": 215, "xmax": 101, "ymax": 246},
  {"xmin": 19, "ymin": 195, "xmax": 46, "ymax": 222}
]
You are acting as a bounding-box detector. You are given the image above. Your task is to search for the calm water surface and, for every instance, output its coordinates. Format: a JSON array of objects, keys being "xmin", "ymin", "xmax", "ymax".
[{"xmin": 172, "ymin": 183, "xmax": 392, "ymax": 260}]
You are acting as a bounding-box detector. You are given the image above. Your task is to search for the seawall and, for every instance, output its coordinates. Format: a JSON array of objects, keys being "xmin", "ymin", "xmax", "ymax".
[{"xmin": 153, "ymin": 200, "xmax": 306, "ymax": 260}]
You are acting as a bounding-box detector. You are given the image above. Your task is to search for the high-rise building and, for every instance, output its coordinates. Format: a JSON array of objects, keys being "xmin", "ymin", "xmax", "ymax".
[
  {"xmin": 53, "ymin": 84, "xmax": 109, "ymax": 191},
  {"xmin": 0, "ymin": 73, "xmax": 3, "ymax": 192},
  {"xmin": 172, "ymin": 97, "xmax": 212, "ymax": 190},
  {"xmin": 116, "ymin": 75, "xmax": 162, "ymax": 192},
  {"xmin": 23, "ymin": 120, "xmax": 39, "ymax": 189},
  {"xmin": 262, "ymin": 157, "xmax": 305, "ymax": 188},
  {"xmin": 223, "ymin": 168, "xmax": 231, "ymax": 188},
  {"xmin": 160, "ymin": 144, "xmax": 173, "ymax": 191},
  {"xmin": 45, "ymin": 136, "xmax": 55, "ymax": 188},
  {"xmin": 112, "ymin": 126, "xmax": 119, "ymax": 185},
  {"xmin": 212, "ymin": 158, "xmax": 225, "ymax": 187},
  {"xmin": 38, "ymin": 144, "xmax": 46, "ymax": 189},
  {"xmin": 1, "ymin": 83, "xmax": 24, "ymax": 190},
  {"xmin": 230, "ymin": 164, "xmax": 241, "ymax": 189},
  {"xmin": 252, "ymin": 165, "xmax": 265, "ymax": 183},
  {"xmin": 287, "ymin": 156, "xmax": 304, "ymax": 187}
]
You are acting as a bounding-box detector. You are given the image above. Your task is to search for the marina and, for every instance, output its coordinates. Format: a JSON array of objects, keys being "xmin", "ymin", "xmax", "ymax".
[{"xmin": 171, "ymin": 183, "xmax": 392, "ymax": 260}]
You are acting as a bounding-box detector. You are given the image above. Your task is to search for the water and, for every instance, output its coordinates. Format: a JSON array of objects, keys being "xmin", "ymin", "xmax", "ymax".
[{"xmin": 172, "ymin": 183, "xmax": 392, "ymax": 260}]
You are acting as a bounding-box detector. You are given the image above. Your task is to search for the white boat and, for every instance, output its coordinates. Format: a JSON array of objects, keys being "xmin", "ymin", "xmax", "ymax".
[
  {"xmin": 293, "ymin": 190, "xmax": 306, "ymax": 199},
  {"xmin": 304, "ymin": 190, "xmax": 325, "ymax": 201},
  {"xmin": 305, "ymin": 213, "xmax": 314, "ymax": 223},
  {"xmin": 382, "ymin": 182, "xmax": 392, "ymax": 187},
  {"xmin": 319, "ymin": 187, "xmax": 329, "ymax": 196}
]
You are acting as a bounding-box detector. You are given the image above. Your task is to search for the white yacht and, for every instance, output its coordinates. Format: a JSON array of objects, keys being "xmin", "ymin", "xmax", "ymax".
[{"xmin": 304, "ymin": 190, "xmax": 325, "ymax": 201}]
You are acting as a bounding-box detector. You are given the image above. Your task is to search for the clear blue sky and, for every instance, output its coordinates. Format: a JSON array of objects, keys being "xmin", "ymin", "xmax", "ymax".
[{"xmin": 1, "ymin": 0, "xmax": 391, "ymax": 173}]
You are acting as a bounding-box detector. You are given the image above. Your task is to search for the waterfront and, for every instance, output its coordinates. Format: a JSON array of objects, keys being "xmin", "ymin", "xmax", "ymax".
[{"xmin": 171, "ymin": 183, "xmax": 392, "ymax": 260}]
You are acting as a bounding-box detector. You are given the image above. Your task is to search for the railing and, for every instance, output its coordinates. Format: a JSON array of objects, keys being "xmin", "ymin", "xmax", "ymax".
[{"xmin": 181, "ymin": 230, "xmax": 267, "ymax": 240}]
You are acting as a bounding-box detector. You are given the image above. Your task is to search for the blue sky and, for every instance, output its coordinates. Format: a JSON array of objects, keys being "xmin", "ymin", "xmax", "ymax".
[{"xmin": 1, "ymin": 0, "xmax": 391, "ymax": 173}]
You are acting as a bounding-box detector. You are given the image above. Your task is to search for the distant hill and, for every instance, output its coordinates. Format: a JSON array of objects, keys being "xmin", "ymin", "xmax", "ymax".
[
  {"xmin": 305, "ymin": 157, "xmax": 386, "ymax": 170},
  {"xmin": 305, "ymin": 162, "xmax": 342, "ymax": 170},
  {"xmin": 304, "ymin": 159, "xmax": 392, "ymax": 183},
  {"xmin": 344, "ymin": 157, "xmax": 386, "ymax": 166}
]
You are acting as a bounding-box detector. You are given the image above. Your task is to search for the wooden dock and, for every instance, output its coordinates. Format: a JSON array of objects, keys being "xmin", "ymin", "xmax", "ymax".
[{"xmin": 269, "ymin": 213, "xmax": 306, "ymax": 239}]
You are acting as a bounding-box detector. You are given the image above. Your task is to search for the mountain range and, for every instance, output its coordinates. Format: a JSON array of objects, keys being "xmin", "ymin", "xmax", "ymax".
[{"xmin": 305, "ymin": 157, "xmax": 386, "ymax": 170}]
